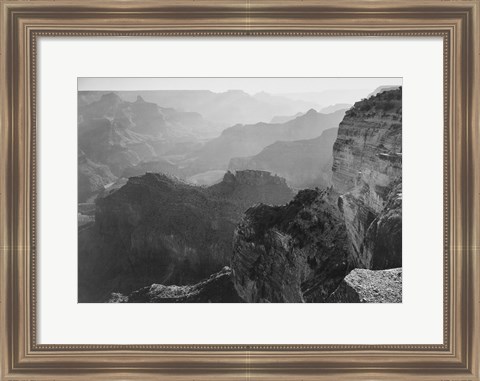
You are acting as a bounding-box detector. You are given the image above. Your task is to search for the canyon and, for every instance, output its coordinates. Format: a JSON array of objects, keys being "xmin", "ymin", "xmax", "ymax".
[
  {"xmin": 229, "ymin": 127, "xmax": 338, "ymax": 189},
  {"xmin": 228, "ymin": 87, "xmax": 402, "ymax": 302},
  {"xmin": 78, "ymin": 170, "xmax": 294, "ymax": 302},
  {"xmin": 78, "ymin": 87, "xmax": 402, "ymax": 303}
]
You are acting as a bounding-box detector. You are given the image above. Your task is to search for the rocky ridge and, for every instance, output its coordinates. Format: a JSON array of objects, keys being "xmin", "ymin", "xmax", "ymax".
[
  {"xmin": 186, "ymin": 109, "xmax": 346, "ymax": 175},
  {"xmin": 232, "ymin": 188, "xmax": 351, "ymax": 303},
  {"xmin": 230, "ymin": 88, "xmax": 403, "ymax": 303},
  {"xmin": 109, "ymin": 267, "xmax": 243, "ymax": 303},
  {"xmin": 78, "ymin": 170, "xmax": 294, "ymax": 302}
]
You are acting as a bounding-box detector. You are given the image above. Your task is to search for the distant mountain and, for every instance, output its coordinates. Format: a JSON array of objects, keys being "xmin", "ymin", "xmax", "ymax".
[
  {"xmin": 113, "ymin": 90, "xmax": 320, "ymax": 126},
  {"xmin": 78, "ymin": 151, "xmax": 117, "ymax": 203},
  {"xmin": 320, "ymin": 103, "xmax": 352, "ymax": 114},
  {"xmin": 270, "ymin": 112, "xmax": 304, "ymax": 124},
  {"xmin": 78, "ymin": 92, "xmax": 220, "ymax": 201},
  {"xmin": 229, "ymin": 127, "xmax": 338, "ymax": 189},
  {"xmin": 367, "ymin": 85, "xmax": 401, "ymax": 98},
  {"xmin": 78, "ymin": 115, "xmax": 158, "ymax": 176},
  {"xmin": 79, "ymin": 92, "xmax": 218, "ymax": 140},
  {"xmin": 280, "ymin": 89, "xmax": 372, "ymax": 108},
  {"xmin": 184, "ymin": 109, "xmax": 346, "ymax": 175},
  {"xmin": 78, "ymin": 170, "xmax": 294, "ymax": 302}
]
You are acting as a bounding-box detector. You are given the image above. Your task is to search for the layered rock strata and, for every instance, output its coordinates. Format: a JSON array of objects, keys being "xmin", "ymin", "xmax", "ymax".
[
  {"xmin": 230, "ymin": 88, "xmax": 403, "ymax": 303},
  {"xmin": 332, "ymin": 88, "xmax": 402, "ymax": 268}
]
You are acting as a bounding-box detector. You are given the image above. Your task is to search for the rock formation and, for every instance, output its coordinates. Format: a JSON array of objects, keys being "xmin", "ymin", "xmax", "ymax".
[
  {"xmin": 230, "ymin": 88, "xmax": 403, "ymax": 303},
  {"xmin": 109, "ymin": 267, "xmax": 243, "ymax": 303},
  {"xmin": 78, "ymin": 170, "xmax": 294, "ymax": 302},
  {"xmin": 232, "ymin": 188, "xmax": 351, "ymax": 303},
  {"xmin": 327, "ymin": 268, "xmax": 402, "ymax": 303},
  {"xmin": 79, "ymin": 88, "xmax": 403, "ymax": 304},
  {"xmin": 332, "ymin": 87, "xmax": 402, "ymax": 268}
]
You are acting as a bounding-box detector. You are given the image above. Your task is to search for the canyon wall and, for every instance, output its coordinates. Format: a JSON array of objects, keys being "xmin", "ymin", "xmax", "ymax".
[
  {"xmin": 230, "ymin": 88, "xmax": 403, "ymax": 302},
  {"xmin": 78, "ymin": 170, "xmax": 294, "ymax": 302},
  {"xmin": 332, "ymin": 88, "xmax": 402, "ymax": 268},
  {"xmin": 232, "ymin": 188, "xmax": 351, "ymax": 303}
]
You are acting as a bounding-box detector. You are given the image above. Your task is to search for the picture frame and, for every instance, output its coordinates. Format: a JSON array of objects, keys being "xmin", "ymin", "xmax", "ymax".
[{"xmin": 0, "ymin": 0, "xmax": 478, "ymax": 380}]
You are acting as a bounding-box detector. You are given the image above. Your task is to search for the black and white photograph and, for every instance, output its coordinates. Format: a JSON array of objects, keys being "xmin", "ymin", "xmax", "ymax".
[{"xmin": 77, "ymin": 78, "xmax": 402, "ymax": 303}]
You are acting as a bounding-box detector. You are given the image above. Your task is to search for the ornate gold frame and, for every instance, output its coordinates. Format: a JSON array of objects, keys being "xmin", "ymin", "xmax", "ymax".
[{"xmin": 1, "ymin": 0, "xmax": 479, "ymax": 380}]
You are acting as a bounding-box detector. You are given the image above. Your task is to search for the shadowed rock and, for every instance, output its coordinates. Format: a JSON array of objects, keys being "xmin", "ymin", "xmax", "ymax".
[
  {"xmin": 79, "ymin": 170, "xmax": 294, "ymax": 302},
  {"xmin": 232, "ymin": 188, "xmax": 351, "ymax": 303}
]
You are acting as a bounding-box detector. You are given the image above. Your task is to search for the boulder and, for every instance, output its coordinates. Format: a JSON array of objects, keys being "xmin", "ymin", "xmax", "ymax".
[{"xmin": 327, "ymin": 268, "xmax": 402, "ymax": 303}]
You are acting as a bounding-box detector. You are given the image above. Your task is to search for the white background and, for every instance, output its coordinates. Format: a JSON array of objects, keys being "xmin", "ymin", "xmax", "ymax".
[{"xmin": 38, "ymin": 37, "xmax": 444, "ymax": 344}]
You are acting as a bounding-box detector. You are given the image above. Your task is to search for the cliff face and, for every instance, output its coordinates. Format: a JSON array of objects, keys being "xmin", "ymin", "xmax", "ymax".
[
  {"xmin": 332, "ymin": 89, "xmax": 402, "ymax": 208},
  {"xmin": 363, "ymin": 180, "xmax": 402, "ymax": 269},
  {"xmin": 232, "ymin": 188, "xmax": 351, "ymax": 303},
  {"xmin": 332, "ymin": 88, "xmax": 402, "ymax": 268},
  {"xmin": 78, "ymin": 170, "xmax": 294, "ymax": 302},
  {"xmin": 230, "ymin": 88, "xmax": 402, "ymax": 303}
]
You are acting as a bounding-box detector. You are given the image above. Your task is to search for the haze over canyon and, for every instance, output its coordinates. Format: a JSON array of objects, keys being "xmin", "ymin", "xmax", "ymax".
[{"xmin": 78, "ymin": 81, "xmax": 402, "ymax": 303}]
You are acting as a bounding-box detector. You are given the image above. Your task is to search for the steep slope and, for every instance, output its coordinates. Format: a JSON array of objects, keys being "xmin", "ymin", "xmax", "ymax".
[
  {"xmin": 185, "ymin": 109, "xmax": 345, "ymax": 175},
  {"xmin": 332, "ymin": 87, "xmax": 402, "ymax": 267},
  {"xmin": 78, "ymin": 170, "xmax": 294, "ymax": 302},
  {"xmin": 230, "ymin": 88, "xmax": 403, "ymax": 303},
  {"xmin": 232, "ymin": 188, "xmax": 351, "ymax": 303},
  {"xmin": 228, "ymin": 127, "xmax": 338, "ymax": 189}
]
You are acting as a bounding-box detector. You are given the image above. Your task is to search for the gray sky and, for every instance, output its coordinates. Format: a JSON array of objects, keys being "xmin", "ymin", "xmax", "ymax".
[{"xmin": 78, "ymin": 77, "xmax": 402, "ymax": 95}]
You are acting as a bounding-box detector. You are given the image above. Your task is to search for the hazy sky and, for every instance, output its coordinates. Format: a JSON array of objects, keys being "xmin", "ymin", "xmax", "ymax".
[{"xmin": 78, "ymin": 77, "xmax": 402, "ymax": 95}]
